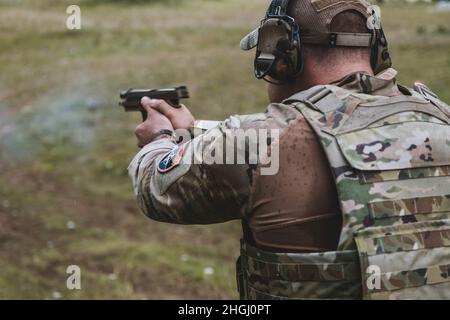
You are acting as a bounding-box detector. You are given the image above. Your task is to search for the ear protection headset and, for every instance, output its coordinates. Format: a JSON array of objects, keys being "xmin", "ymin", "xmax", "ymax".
[
  {"xmin": 253, "ymin": 0, "xmax": 302, "ymax": 82},
  {"xmin": 243, "ymin": 0, "xmax": 392, "ymax": 83}
]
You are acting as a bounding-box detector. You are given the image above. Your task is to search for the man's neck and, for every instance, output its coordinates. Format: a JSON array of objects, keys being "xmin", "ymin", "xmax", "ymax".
[
  {"xmin": 304, "ymin": 62, "xmax": 374, "ymax": 88},
  {"xmin": 268, "ymin": 63, "xmax": 374, "ymax": 103}
]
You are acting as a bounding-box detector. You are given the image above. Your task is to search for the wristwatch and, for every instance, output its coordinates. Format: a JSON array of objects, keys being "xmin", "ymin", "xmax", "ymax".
[{"xmin": 151, "ymin": 129, "xmax": 175, "ymax": 142}]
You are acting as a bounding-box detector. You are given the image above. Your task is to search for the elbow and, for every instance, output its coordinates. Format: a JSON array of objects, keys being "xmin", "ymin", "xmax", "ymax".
[{"xmin": 136, "ymin": 195, "xmax": 188, "ymax": 225}]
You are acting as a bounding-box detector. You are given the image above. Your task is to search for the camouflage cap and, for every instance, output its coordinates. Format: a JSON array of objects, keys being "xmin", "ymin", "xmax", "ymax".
[{"xmin": 240, "ymin": 0, "xmax": 375, "ymax": 51}]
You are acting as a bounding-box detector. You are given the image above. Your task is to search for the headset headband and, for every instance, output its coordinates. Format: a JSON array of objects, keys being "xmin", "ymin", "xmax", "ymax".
[{"xmin": 267, "ymin": 0, "xmax": 290, "ymax": 16}]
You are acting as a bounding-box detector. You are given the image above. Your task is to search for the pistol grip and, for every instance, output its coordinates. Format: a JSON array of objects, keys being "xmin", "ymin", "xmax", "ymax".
[{"xmin": 141, "ymin": 110, "xmax": 148, "ymax": 121}]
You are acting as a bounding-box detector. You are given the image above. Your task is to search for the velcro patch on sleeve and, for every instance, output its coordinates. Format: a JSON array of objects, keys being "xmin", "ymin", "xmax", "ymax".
[{"xmin": 157, "ymin": 145, "xmax": 186, "ymax": 173}]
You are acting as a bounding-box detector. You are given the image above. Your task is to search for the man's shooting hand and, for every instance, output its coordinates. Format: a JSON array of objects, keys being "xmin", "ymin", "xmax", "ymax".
[
  {"xmin": 146, "ymin": 99, "xmax": 195, "ymax": 130},
  {"xmin": 134, "ymin": 97, "xmax": 174, "ymax": 148}
]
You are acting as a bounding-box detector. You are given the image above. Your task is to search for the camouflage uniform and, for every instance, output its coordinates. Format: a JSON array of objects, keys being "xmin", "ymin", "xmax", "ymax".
[{"xmin": 129, "ymin": 68, "xmax": 450, "ymax": 299}]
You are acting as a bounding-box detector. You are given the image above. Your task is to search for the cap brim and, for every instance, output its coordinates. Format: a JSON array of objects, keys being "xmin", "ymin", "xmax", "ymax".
[{"xmin": 240, "ymin": 28, "xmax": 259, "ymax": 51}]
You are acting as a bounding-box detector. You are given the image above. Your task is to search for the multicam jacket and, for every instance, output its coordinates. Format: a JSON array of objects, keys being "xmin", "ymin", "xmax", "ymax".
[{"xmin": 129, "ymin": 68, "xmax": 450, "ymax": 300}]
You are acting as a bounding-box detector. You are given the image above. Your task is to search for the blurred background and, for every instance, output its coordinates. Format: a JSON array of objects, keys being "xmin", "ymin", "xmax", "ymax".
[{"xmin": 0, "ymin": 0, "xmax": 449, "ymax": 299}]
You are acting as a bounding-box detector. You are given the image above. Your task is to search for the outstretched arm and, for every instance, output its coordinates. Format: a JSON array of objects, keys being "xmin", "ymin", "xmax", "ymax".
[{"xmin": 128, "ymin": 98, "xmax": 252, "ymax": 224}]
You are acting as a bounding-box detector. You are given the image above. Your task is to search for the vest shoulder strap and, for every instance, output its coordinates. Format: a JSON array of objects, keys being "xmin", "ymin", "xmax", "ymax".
[
  {"xmin": 414, "ymin": 82, "xmax": 450, "ymax": 118},
  {"xmin": 285, "ymin": 84, "xmax": 449, "ymax": 137}
]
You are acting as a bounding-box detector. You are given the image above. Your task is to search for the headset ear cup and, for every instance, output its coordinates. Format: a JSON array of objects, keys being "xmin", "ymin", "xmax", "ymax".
[
  {"xmin": 370, "ymin": 41, "xmax": 379, "ymax": 71},
  {"xmin": 273, "ymin": 34, "xmax": 302, "ymax": 81},
  {"xmin": 296, "ymin": 43, "xmax": 304, "ymax": 75},
  {"xmin": 272, "ymin": 46, "xmax": 301, "ymax": 81},
  {"xmin": 371, "ymin": 28, "xmax": 392, "ymax": 74},
  {"xmin": 253, "ymin": 15, "xmax": 302, "ymax": 83}
]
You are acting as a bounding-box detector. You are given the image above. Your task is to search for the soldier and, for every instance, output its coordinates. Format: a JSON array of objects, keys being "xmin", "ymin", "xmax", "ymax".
[{"xmin": 128, "ymin": 0, "xmax": 450, "ymax": 300}]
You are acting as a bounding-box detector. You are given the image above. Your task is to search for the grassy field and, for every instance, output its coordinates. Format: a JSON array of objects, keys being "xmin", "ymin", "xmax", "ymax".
[{"xmin": 0, "ymin": 0, "xmax": 449, "ymax": 299}]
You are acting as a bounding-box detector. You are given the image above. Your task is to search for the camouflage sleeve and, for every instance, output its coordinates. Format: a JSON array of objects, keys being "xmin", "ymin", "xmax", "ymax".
[{"xmin": 127, "ymin": 115, "xmax": 265, "ymax": 225}]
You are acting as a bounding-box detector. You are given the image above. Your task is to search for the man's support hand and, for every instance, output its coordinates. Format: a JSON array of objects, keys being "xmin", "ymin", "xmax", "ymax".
[
  {"xmin": 146, "ymin": 98, "xmax": 195, "ymax": 130},
  {"xmin": 134, "ymin": 97, "xmax": 174, "ymax": 148}
]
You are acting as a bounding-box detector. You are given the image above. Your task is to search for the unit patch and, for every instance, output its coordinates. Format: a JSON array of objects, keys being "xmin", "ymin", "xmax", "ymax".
[{"xmin": 157, "ymin": 145, "xmax": 186, "ymax": 173}]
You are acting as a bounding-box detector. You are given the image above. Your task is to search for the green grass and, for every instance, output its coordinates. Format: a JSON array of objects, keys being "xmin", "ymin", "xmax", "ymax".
[{"xmin": 0, "ymin": 0, "xmax": 449, "ymax": 299}]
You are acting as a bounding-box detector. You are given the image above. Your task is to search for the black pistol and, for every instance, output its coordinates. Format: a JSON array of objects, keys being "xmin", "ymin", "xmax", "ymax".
[{"xmin": 119, "ymin": 86, "xmax": 189, "ymax": 119}]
